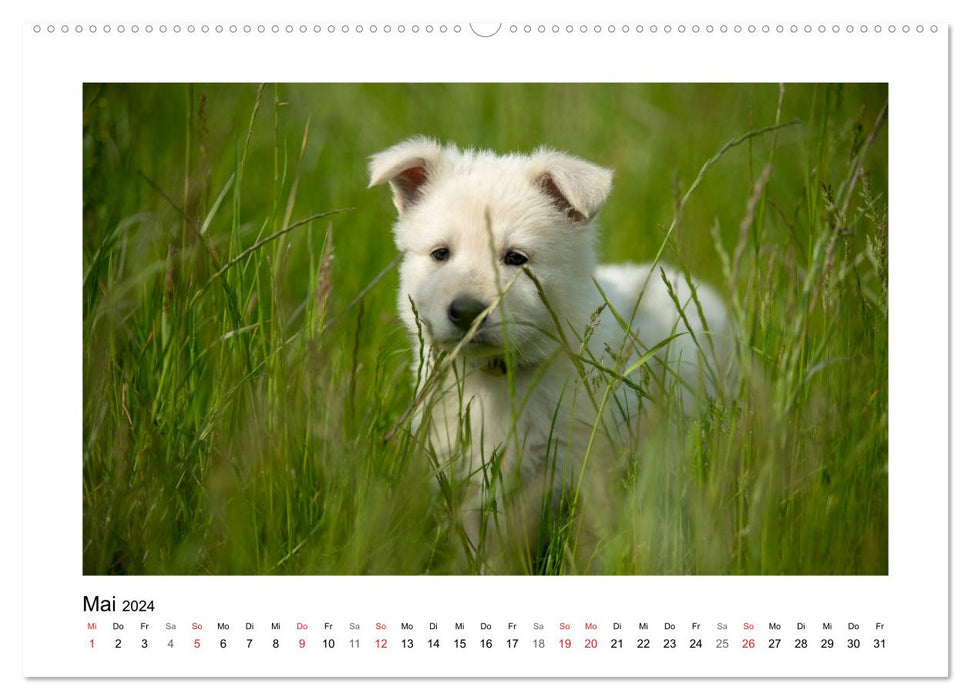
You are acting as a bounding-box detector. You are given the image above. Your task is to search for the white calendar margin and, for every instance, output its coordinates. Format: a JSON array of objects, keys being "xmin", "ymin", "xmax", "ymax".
[{"xmin": 20, "ymin": 20, "xmax": 948, "ymax": 679}]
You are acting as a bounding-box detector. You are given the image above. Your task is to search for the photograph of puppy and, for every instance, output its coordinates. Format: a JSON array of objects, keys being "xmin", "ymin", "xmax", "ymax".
[
  {"xmin": 369, "ymin": 138, "xmax": 731, "ymax": 561},
  {"xmin": 82, "ymin": 83, "xmax": 888, "ymax": 575}
]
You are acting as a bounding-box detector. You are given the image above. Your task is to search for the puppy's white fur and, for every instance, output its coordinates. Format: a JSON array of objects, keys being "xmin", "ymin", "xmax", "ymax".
[{"xmin": 370, "ymin": 137, "xmax": 729, "ymax": 548}]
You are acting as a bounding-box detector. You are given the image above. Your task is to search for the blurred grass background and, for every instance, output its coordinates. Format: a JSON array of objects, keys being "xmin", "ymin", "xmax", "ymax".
[{"xmin": 83, "ymin": 83, "xmax": 888, "ymax": 574}]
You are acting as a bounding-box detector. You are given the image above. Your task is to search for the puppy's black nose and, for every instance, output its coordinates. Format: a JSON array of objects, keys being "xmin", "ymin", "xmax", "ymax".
[{"xmin": 448, "ymin": 296, "xmax": 488, "ymax": 332}]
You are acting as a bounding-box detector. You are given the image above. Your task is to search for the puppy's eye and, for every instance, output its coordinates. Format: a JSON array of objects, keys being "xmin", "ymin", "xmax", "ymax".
[
  {"xmin": 503, "ymin": 250, "xmax": 529, "ymax": 266},
  {"xmin": 430, "ymin": 247, "xmax": 450, "ymax": 262}
]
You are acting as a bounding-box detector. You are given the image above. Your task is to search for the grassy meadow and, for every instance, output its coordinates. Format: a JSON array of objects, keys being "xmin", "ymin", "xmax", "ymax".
[{"xmin": 83, "ymin": 83, "xmax": 888, "ymax": 575}]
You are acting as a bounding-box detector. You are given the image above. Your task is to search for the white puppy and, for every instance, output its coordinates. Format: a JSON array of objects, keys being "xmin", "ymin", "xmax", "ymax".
[{"xmin": 369, "ymin": 137, "xmax": 730, "ymax": 559}]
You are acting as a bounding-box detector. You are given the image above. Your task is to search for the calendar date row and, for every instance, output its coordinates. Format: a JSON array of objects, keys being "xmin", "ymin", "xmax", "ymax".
[{"xmin": 91, "ymin": 635, "xmax": 887, "ymax": 651}]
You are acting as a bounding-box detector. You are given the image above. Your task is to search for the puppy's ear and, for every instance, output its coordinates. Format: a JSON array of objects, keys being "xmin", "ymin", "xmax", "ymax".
[
  {"xmin": 368, "ymin": 137, "xmax": 443, "ymax": 214},
  {"xmin": 530, "ymin": 149, "xmax": 613, "ymax": 223}
]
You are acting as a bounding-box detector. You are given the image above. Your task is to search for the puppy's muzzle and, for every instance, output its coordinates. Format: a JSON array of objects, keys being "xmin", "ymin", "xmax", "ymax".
[{"xmin": 448, "ymin": 296, "xmax": 488, "ymax": 333}]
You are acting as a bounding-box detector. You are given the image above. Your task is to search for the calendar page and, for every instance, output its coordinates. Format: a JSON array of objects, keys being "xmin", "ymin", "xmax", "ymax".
[{"xmin": 18, "ymin": 0, "xmax": 956, "ymax": 692}]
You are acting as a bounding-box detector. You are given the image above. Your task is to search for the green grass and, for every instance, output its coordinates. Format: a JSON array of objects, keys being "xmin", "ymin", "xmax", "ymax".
[{"xmin": 82, "ymin": 83, "xmax": 888, "ymax": 575}]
